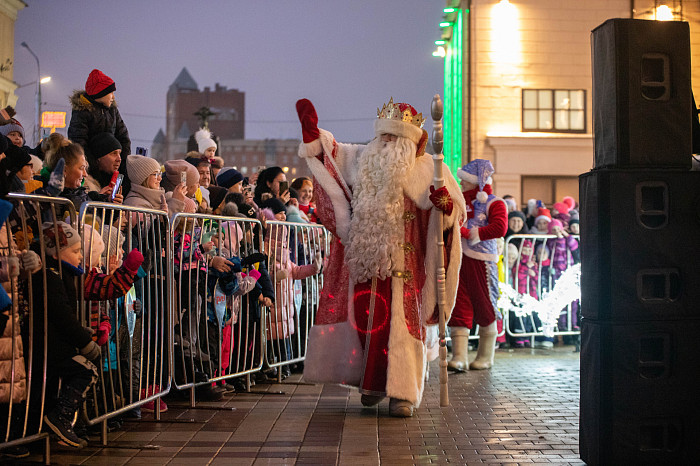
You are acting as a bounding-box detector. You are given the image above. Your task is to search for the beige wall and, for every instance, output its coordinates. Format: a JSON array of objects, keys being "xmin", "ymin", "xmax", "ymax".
[
  {"xmin": 0, "ymin": 0, "xmax": 25, "ymax": 108},
  {"xmin": 464, "ymin": 0, "xmax": 700, "ymax": 204}
]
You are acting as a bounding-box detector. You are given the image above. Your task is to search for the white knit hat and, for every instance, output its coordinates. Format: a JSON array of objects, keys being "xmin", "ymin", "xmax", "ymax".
[
  {"xmin": 29, "ymin": 155, "xmax": 43, "ymax": 174},
  {"xmin": 42, "ymin": 221, "xmax": 81, "ymax": 255},
  {"xmin": 127, "ymin": 154, "xmax": 161, "ymax": 186},
  {"xmin": 195, "ymin": 128, "xmax": 217, "ymax": 153}
]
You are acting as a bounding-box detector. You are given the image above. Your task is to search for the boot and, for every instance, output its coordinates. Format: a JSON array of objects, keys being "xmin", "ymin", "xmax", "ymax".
[
  {"xmin": 389, "ymin": 398, "xmax": 413, "ymax": 417},
  {"xmin": 470, "ymin": 322, "xmax": 497, "ymax": 370},
  {"xmin": 360, "ymin": 394, "xmax": 384, "ymax": 407},
  {"xmin": 44, "ymin": 387, "xmax": 85, "ymax": 448},
  {"xmin": 447, "ymin": 327, "xmax": 470, "ymax": 372}
]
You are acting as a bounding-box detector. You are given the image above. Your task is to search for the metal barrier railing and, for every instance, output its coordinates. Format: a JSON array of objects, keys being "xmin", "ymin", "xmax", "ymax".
[
  {"xmin": 262, "ymin": 220, "xmax": 327, "ymax": 381},
  {"xmin": 1, "ymin": 193, "xmax": 80, "ymax": 463},
  {"xmin": 502, "ymin": 234, "xmax": 581, "ymax": 344},
  {"xmin": 170, "ymin": 211, "xmax": 266, "ymax": 406},
  {"xmin": 0, "ymin": 192, "xmax": 335, "ymax": 455},
  {"xmin": 78, "ymin": 202, "xmax": 172, "ymax": 443}
]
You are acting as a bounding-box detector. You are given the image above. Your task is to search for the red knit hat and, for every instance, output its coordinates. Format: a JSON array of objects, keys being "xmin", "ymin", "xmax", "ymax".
[{"xmin": 85, "ymin": 69, "xmax": 116, "ymax": 99}]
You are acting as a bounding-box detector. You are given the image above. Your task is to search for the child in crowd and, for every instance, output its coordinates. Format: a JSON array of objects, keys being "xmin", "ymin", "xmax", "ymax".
[
  {"xmin": 68, "ymin": 69, "xmax": 131, "ymax": 169},
  {"xmin": 530, "ymin": 207, "xmax": 552, "ymax": 234},
  {"xmin": 195, "ymin": 128, "xmax": 217, "ymax": 159},
  {"xmin": 524, "ymin": 199, "xmax": 539, "ymax": 229},
  {"xmin": 82, "ymin": 224, "xmax": 144, "ymax": 346},
  {"xmin": 261, "ymin": 198, "xmax": 321, "ymax": 377},
  {"xmin": 551, "ymin": 201, "xmax": 571, "ymax": 229},
  {"xmin": 546, "ymin": 219, "xmax": 580, "ymax": 333},
  {"xmin": 32, "ymin": 222, "xmax": 99, "ymax": 448}
]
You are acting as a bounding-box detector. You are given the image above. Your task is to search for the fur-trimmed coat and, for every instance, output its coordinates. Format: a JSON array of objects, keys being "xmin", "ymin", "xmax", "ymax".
[
  {"xmin": 68, "ymin": 90, "xmax": 131, "ymax": 194},
  {"xmin": 299, "ymin": 128, "xmax": 466, "ymax": 407},
  {"xmin": 68, "ymin": 90, "xmax": 131, "ymax": 160}
]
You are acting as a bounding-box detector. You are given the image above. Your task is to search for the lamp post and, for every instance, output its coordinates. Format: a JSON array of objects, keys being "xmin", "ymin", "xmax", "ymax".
[{"xmin": 20, "ymin": 42, "xmax": 42, "ymax": 146}]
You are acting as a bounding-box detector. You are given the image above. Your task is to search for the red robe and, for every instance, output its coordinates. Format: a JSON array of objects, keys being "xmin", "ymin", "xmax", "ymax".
[{"xmin": 299, "ymin": 129, "xmax": 465, "ymax": 406}]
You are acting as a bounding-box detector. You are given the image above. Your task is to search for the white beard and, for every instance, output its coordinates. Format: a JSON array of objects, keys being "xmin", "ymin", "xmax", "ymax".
[{"xmin": 345, "ymin": 136, "xmax": 417, "ymax": 284}]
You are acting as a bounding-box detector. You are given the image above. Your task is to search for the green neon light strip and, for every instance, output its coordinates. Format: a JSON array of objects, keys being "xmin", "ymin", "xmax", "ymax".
[{"xmin": 443, "ymin": 8, "xmax": 463, "ymax": 175}]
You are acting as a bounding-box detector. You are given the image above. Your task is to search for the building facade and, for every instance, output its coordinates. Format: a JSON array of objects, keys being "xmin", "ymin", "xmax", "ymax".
[
  {"xmin": 437, "ymin": 0, "xmax": 700, "ymax": 206},
  {"xmin": 0, "ymin": 0, "xmax": 25, "ymax": 109},
  {"xmin": 152, "ymin": 68, "xmax": 308, "ymax": 178}
]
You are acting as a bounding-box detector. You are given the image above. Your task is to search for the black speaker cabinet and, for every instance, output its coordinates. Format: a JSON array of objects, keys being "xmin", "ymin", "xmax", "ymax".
[
  {"xmin": 592, "ymin": 18, "xmax": 692, "ymax": 169},
  {"xmin": 579, "ymin": 169, "xmax": 700, "ymax": 321},
  {"xmin": 580, "ymin": 318, "xmax": 700, "ymax": 465}
]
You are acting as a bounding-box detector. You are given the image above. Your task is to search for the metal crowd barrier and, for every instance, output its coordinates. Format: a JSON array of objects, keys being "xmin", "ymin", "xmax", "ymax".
[
  {"xmin": 1, "ymin": 192, "xmax": 333, "ymax": 456},
  {"xmin": 262, "ymin": 220, "xmax": 327, "ymax": 382},
  {"xmin": 79, "ymin": 202, "xmax": 171, "ymax": 443},
  {"xmin": 1, "ymin": 193, "xmax": 80, "ymax": 463},
  {"xmin": 503, "ymin": 234, "xmax": 581, "ymax": 344},
  {"xmin": 170, "ymin": 211, "xmax": 266, "ymax": 406}
]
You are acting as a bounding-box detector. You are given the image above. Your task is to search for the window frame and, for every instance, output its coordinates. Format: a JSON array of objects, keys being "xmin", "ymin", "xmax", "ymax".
[{"xmin": 521, "ymin": 88, "xmax": 587, "ymax": 134}]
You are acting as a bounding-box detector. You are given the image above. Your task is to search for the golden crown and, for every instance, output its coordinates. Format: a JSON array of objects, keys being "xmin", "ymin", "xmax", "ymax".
[{"xmin": 377, "ymin": 97, "xmax": 425, "ymax": 129}]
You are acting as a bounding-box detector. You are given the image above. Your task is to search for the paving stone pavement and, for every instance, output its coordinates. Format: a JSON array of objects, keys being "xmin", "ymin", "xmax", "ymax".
[{"xmin": 21, "ymin": 345, "xmax": 583, "ymax": 465}]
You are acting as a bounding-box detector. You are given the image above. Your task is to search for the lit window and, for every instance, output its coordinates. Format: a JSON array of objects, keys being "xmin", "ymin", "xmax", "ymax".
[{"xmin": 522, "ymin": 89, "xmax": 586, "ymax": 133}]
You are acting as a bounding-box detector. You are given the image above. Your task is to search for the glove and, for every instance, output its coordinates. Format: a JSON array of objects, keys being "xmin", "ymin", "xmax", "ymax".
[
  {"xmin": 429, "ymin": 185, "xmax": 453, "ymax": 216},
  {"xmin": 133, "ymin": 299, "xmax": 142, "ymax": 317},
  {"xmin": 141, "ymin": 249, "xmax": 153, "ymax": 273},
  {"xmin": 296, "ymin": 99, "xmax": 320, "ymax": 143},
  {"xmin": 46, "ymin": 158, "xmax": 65, "ymax": 196},
  {"xmin": 80, "ymin": 340, "xmax": 101, "ymax": 361},
  {"xmin": 123, "ymin": 249, "xmax": 144, "ymax": 274},
  {"xmin": 0, "ymin": 106, "xmax": 16, "ymax": 124},
  {"xmin": 247, "ymin": 269, "xmax": 262, "ymax": 281},
  {"xmin": 460, "ymin": 226, "xmax": 470, "ymax": 239},
  {"xmin": 19, "ymin": 250, "xmax": 41, "ymax": 274},
  {"xmin": 313, "ymin": 252, "xmax": 322, "ymax": 273},
  {"xmin": 275, "ymin": 267, "xmax": 288, "ymax": 281},
  {"xmin": 4, "ymin": 256, "xmax": 20, "ymax": 279},
  {"xmin": 96, "ymin": 321, "xmax": 111, "ymax": 346}
]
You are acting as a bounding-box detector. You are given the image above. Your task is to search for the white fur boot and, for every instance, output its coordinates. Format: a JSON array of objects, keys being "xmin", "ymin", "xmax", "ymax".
[
  {"xmin": 470, "ymin": 321, "xmax": 497, "ymax": 370},
  {"xmin": 447, "ymin": 327, "xmax": 470, "ymax": 372}
]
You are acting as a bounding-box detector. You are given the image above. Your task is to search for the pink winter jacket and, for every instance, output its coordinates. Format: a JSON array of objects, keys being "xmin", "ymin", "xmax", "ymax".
[{"xmin": 265, "ymin": 234, "xmax": 319, "ymax": 341}]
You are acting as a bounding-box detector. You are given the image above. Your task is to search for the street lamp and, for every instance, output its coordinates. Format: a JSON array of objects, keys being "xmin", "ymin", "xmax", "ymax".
[
  {"xmin": 20, "ymin": 42, "xmax": 43, "ymax": 146},
  {"xmin": 15, "ymin": 76, "xmax": 51, "ymax": 91}
]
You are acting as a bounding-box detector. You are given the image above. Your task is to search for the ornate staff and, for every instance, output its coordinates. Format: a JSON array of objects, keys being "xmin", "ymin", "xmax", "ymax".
[{"xmin": 431, "ymin": 94, "xmax": 449, "ymax": 407}]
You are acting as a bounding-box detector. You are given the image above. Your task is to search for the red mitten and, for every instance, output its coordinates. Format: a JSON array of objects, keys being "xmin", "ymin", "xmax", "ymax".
[
  {"xmin": 123, "ymin": 248, "xmax": 144, "ymax": 274},
  {"xmin": 247, "ymin": 269, "xmax": 262, "ymax": 281},
  {"xmin": 296, "ymin": 99, "xmax": 320, "ymax": 143},
  {"xmin": 429, "ymin": 186, "xmax": 453, "ymax": 216},
  {"xmin": 460, "ymin": 226, "xmax": 470, "ymax": 239},
  {"xmin": 97, "ymin": 321, "xmax": 111, "ymax": 346}
]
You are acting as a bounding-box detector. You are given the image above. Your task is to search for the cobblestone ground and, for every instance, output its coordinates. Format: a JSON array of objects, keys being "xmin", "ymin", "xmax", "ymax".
[{"xmin": 23, "ymin": 345, "xmax": 583, "ymax": 465}]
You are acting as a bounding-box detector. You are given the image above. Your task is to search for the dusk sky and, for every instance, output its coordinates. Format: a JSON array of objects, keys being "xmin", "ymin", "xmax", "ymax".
[{"xmin": 12, "ymin": 0, "xmax": 445, "ymax": 149}]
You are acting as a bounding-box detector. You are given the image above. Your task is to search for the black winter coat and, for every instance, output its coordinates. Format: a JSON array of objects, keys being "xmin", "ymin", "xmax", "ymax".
[
  {"xmin": 67, "ymin": 91, "xmax": 132, "ymax": 193},
  {"xmin": 30, "ymin": 258, "xmax": 92, "ymax": 366}
]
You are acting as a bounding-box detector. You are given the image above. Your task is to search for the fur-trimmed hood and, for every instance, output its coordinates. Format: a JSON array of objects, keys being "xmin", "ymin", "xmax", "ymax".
[{"xmin": 69, "ymin": 90, "xmax": 117, "ymax": 111}]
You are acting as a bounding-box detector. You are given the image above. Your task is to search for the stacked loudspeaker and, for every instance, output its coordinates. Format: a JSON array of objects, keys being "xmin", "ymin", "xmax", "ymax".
[{"xmin": 580, "ymin": 18, "xmax": 700, "ymax": 465}]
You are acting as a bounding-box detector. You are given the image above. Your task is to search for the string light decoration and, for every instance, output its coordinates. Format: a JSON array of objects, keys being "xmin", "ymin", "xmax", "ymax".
[{"xmin": 498, "ymin": 263, "xmax": 581, "ymax": 329}]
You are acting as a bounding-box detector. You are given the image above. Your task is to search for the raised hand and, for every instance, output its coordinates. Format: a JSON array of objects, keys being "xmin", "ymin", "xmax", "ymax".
[{"xmin": 296, "ymin": 99, "xmax": 320, "ymax": 143}]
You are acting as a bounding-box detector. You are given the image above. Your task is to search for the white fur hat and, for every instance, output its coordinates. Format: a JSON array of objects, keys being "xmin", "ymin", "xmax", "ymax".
[{"xmin": 195, "ymin": 128, "xmax": 217, "ymax": 153}]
